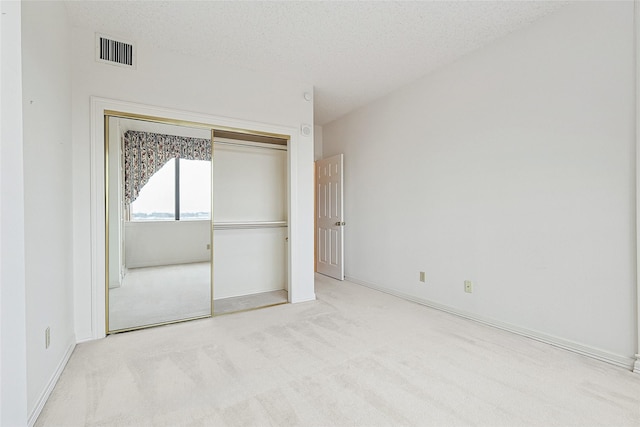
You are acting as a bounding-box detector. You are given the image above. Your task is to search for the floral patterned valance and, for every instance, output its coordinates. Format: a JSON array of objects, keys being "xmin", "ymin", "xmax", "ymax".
[{"xmin": 123, "ymin": 130, "xmax": 211, "ymax": 205}]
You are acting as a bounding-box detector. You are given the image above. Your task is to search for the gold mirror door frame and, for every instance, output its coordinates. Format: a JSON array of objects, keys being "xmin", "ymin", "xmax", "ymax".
[{"xmin": 105, "ymin": 111, "xmax": 289, "ymax": 334}]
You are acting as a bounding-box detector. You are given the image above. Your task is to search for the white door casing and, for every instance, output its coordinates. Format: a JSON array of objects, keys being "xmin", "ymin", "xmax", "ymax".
[{"xmin": 316, "ymin": 154, "xmax": 344, "ymax": 280}]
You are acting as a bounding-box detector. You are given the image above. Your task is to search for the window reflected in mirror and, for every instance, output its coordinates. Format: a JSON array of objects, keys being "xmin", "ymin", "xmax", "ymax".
[{"xmin": 107, "ymin": 117, "xmax": 212, "ymax": 332}]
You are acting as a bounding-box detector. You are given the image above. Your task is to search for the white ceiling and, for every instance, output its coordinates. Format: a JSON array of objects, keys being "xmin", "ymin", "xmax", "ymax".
[{"xmin": 65, "ymin": 1, "xmax": 567, "ymax": 125}]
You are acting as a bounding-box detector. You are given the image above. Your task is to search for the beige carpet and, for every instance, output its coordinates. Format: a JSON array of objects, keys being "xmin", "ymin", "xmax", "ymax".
[
  {"xmin": 37, "ymin": 274, "xmax": 640, "ymax": 426},
  {"xmin": 109, "ymin": 263, "xmax": 211, "ymax": 331}
]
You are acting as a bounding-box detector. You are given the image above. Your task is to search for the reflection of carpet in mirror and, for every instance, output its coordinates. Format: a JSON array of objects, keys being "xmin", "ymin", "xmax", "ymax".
[
  {"xmin": 109, "ymin": 262, "xmax": 289, "ymax": 331},
  {"xmin": 109, "ymin": 262, "xmax": 211, "ymax": 331}
]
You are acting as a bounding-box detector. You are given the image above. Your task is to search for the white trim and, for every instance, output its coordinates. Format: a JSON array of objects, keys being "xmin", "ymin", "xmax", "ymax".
[
  {"xmin": 347, "ymin": 276, "xmax": 636, "ymax": 370},
  {"xmin": 634, "ymin": 0, "xmax": 640, "ymax": 375},
  {"xmin": 90, "ymin": 97, "xmax": 302, "ymax": 339},
  {"xmin": 287, "ymin": 122, "xmax": 297, "ymax": 303},
  {"xmin": 27, "ymin": 341, "xmax": 76, "ymax": 427},
  {"xmin": 89, "ymin": 98, "xmax": 101, "ymax": 340}
]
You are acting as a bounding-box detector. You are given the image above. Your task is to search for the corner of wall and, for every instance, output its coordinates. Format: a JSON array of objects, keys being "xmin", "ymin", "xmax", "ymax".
[
  {"xmin": 21, "ymin": 0, "xmax": 76, "ymax": 419},
  {"xmin": 27, "ymin": 340, "xmax": 75, "ymax": 427},
  {"xmin": 1, "ymin": 2, "xmax": 29, "ymax": 426}
]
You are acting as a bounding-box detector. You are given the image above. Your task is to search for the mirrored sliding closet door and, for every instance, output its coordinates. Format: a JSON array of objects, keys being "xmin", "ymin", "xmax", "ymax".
[
  {"xmin": 106, "ymin": 116, "xmax": 212, "ymax": 332},
  {"xmin": 106, "ymin": 113, "xmax": 291, "ymax": 333}
]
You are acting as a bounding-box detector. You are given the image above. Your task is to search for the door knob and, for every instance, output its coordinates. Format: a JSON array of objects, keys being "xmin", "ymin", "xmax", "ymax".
[{"xmin": 335, "ymin": 221, "xmax": 346, "ymax": 226}]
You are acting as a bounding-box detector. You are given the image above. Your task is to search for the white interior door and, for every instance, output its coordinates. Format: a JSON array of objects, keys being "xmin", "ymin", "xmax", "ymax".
[{"xmin": 316, "ymin": 154, "xmax": 344, "ymax": 280}]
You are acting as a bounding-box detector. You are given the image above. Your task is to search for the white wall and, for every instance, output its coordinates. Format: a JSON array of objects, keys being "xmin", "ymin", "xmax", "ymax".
[
  {"xmin": 215, "ymin": 227, "xmax": 288, "ymax": 299},
  {"xmin": 72, "ymin": 25, "xmax": 315, "ymax": 341},
  {"xmin": 213, "ymin": 143, "xmax": 288, "ymax": 298},
  {"xmin": 323, "ymin": 2, "xmax": 636, "ymax": 365},
  {"xmin": 213, "ymin": 143, "xmax": 287, "ymax": 222},
  {"xmin": 125, "ymin": 221, "xmax": 210, "ymax": 268},
  {"xmin": 21, "ymin": 0, "xmax": 76, "ymax": 421},
  {"xmin": 0, "ymin": 2, "xmax": 29, "ymax": 425}
]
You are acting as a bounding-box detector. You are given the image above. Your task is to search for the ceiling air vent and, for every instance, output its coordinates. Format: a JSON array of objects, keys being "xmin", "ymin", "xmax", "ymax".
[{"xmin": 95, "ymin": 33, "xmax": 136, "ymax": 69}]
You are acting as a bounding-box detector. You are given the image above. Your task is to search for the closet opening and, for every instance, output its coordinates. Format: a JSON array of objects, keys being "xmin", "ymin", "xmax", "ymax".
[{"xmin": 105, "ymin": 111, "xmax": 290, "ymax": 334}]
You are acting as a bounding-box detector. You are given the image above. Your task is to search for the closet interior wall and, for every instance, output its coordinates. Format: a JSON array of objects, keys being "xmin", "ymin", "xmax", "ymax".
[{"xmin": 212, "ymin": 138, "xmax": 288, "ymax": 301}]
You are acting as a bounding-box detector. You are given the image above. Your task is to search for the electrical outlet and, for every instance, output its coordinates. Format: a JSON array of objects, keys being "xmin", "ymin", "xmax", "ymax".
[
  {"xmin": 45, "ymin": 327, "xmax": 50, "ymax": 349},
  {"xmin": 419, "ymin": 272, "xmax": 426, "ymax": 283},
  {"xmin": 464, "ymin": 280, "xmax": 473, "ymax": 293}
]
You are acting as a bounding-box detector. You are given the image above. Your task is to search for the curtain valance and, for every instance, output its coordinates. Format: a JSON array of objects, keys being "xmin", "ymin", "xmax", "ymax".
[{"xmin": 123, "ymin": 130, "xmax": 211, "ymax": 205}]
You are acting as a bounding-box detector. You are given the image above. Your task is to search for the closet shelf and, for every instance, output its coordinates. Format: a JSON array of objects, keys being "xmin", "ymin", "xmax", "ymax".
[{"xmin": 213, "ymin": 221, "xmax": 288, "ymax": 230}]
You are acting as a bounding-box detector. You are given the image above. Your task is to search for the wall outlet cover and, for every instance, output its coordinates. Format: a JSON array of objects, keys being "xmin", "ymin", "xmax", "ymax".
[{"xmin": 464, "ymin": 280, "xmax": 473, "ymax": 293}]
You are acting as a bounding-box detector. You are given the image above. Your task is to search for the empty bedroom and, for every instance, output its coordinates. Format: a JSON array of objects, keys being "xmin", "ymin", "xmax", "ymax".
[{"xmin": 1, "ymin": 1, "xmax": 640, "ymax": 426}]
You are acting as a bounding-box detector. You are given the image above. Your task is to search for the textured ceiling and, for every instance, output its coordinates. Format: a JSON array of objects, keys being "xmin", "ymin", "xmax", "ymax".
[{"xmin": 65, "ymin": 1, "xmax": 567, "ymax": 125}]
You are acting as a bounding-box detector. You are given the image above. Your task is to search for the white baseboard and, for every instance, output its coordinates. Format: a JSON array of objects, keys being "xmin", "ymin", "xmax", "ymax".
[
  {"xmin": 346, "ymin": 276, "xmax": 635, "ymax": 370},
  {"xmin": 28, "ymin": 340, "xmax": 76, "ymax": 427}
]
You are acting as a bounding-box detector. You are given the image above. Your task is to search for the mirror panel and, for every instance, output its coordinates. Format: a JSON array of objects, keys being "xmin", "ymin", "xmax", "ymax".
[{"xmin": 107, "ymin": 116, "xmax": 212, "ymax": 332}]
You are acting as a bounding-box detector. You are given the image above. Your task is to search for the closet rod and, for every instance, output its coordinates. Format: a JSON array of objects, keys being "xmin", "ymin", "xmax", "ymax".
[
  {"xmin": 213, "ymin": 140, "xmax": 287, "ymax": 151},
  {"xmin": 213, "ymin": 220, "xmax": 288, "ymax": 230}
]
